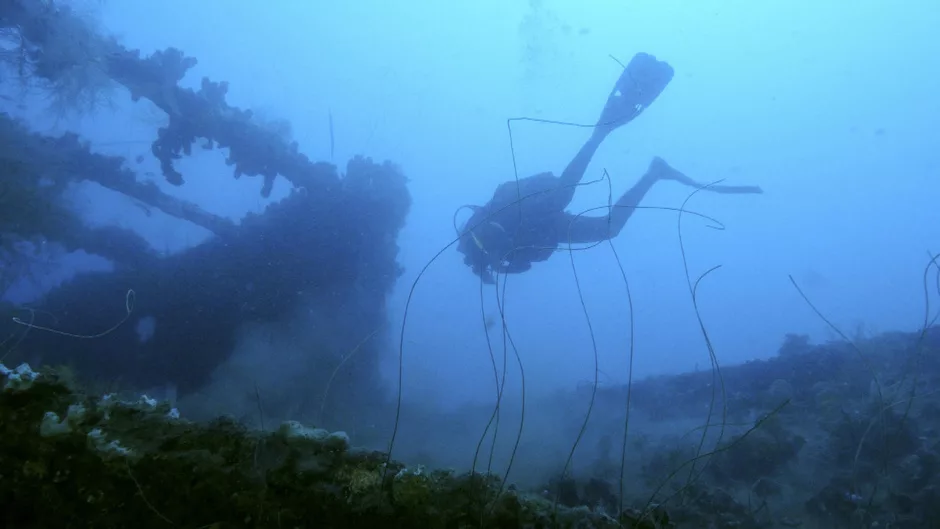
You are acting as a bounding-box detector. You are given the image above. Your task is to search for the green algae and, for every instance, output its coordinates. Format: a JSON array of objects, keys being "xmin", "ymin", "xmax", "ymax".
[{"xmin": 0, "ymin": 362, "xmax": 664, "ymax": 528}]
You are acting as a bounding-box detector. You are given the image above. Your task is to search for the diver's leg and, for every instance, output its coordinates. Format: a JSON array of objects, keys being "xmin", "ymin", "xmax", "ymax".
[
  {"xmin": 559, "ymin": 167, "xmax": 659, "ymax": 245},
  {"xmin": 549, "ymin": 133, "xmax": 608, "ymax": 210},
  {"xmin": 551, "ymin": 53, "xmax": 676, "ymax": 209},
  {"xmin": 649, "ymin": 157, "xmax": 764, "ymax": 195},
  {"xmin": 559, "ymin": 157, "xmax": 762, "ymax": 244},
  {"xmin": 595, "ymin": 53, "xmax": 675, "ymax": 134}
]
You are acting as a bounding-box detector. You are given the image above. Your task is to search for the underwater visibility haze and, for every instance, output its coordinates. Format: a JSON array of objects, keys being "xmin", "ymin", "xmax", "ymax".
[{"xmin": 1, "ymin": 0, "xmax": 939, "ymax": 527}]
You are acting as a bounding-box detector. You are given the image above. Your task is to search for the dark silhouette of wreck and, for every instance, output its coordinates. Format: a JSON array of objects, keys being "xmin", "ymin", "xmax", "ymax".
[{"xmin": 0, "ymin": 1, "xmax": 410, "ymax": 426}]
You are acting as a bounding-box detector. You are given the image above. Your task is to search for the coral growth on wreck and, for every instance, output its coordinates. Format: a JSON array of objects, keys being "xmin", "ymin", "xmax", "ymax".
[{"xmin": 0, "ymin": 361, "xmax": 665, "ymax": 528}]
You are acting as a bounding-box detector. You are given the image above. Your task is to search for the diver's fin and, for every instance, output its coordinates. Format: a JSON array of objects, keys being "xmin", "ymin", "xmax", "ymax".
[
  {"xmin": 597, "ymin": 52, "xmax": 675, "ymax": 133},
  {"xmin": 648, "ymin": 156, "xmax": 764, "ymax": 195}
]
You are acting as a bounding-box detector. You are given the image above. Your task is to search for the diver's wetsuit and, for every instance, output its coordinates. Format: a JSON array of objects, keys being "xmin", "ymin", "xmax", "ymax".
[{"xmin": 457, "ymin": 52, "xmax": 763, "ymax": 283}]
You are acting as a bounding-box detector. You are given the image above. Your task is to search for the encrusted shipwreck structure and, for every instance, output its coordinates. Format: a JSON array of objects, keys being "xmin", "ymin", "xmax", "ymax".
[{"xmin": 0, "ymin": 0, "xmax": 409, "ymax": 425}]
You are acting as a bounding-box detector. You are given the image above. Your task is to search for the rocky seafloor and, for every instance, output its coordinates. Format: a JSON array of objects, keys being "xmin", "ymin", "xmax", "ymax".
[
  {"xmin": 0, "ymin": 360, "xmax": 670, "ymax": 528},
  {"xmin": 3, "ymin": 325, "xmax": 940, "ymax": 528}
]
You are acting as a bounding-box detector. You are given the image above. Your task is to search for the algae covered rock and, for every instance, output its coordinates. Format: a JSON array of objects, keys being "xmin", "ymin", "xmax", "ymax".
[{"xmin": 0, "ymin": 362, "xmax": 651, "ymax": 528}]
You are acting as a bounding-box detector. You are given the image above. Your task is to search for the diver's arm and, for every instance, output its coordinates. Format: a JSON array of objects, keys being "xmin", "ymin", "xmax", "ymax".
[{"xmin": 473, "ymin": 264, "xmax": 497, "ymax": 284}]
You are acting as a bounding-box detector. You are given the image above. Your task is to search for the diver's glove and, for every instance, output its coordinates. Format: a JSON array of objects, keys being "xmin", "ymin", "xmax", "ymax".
[{"xmin": 597, "ymin": 52, "xmax": 675, "ymax": 133}]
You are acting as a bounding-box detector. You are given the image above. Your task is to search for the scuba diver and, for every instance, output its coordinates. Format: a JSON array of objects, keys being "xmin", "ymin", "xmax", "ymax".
[{"xmin": 456, "ymin": 52, "xmax": 763, "ymax": 283}]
